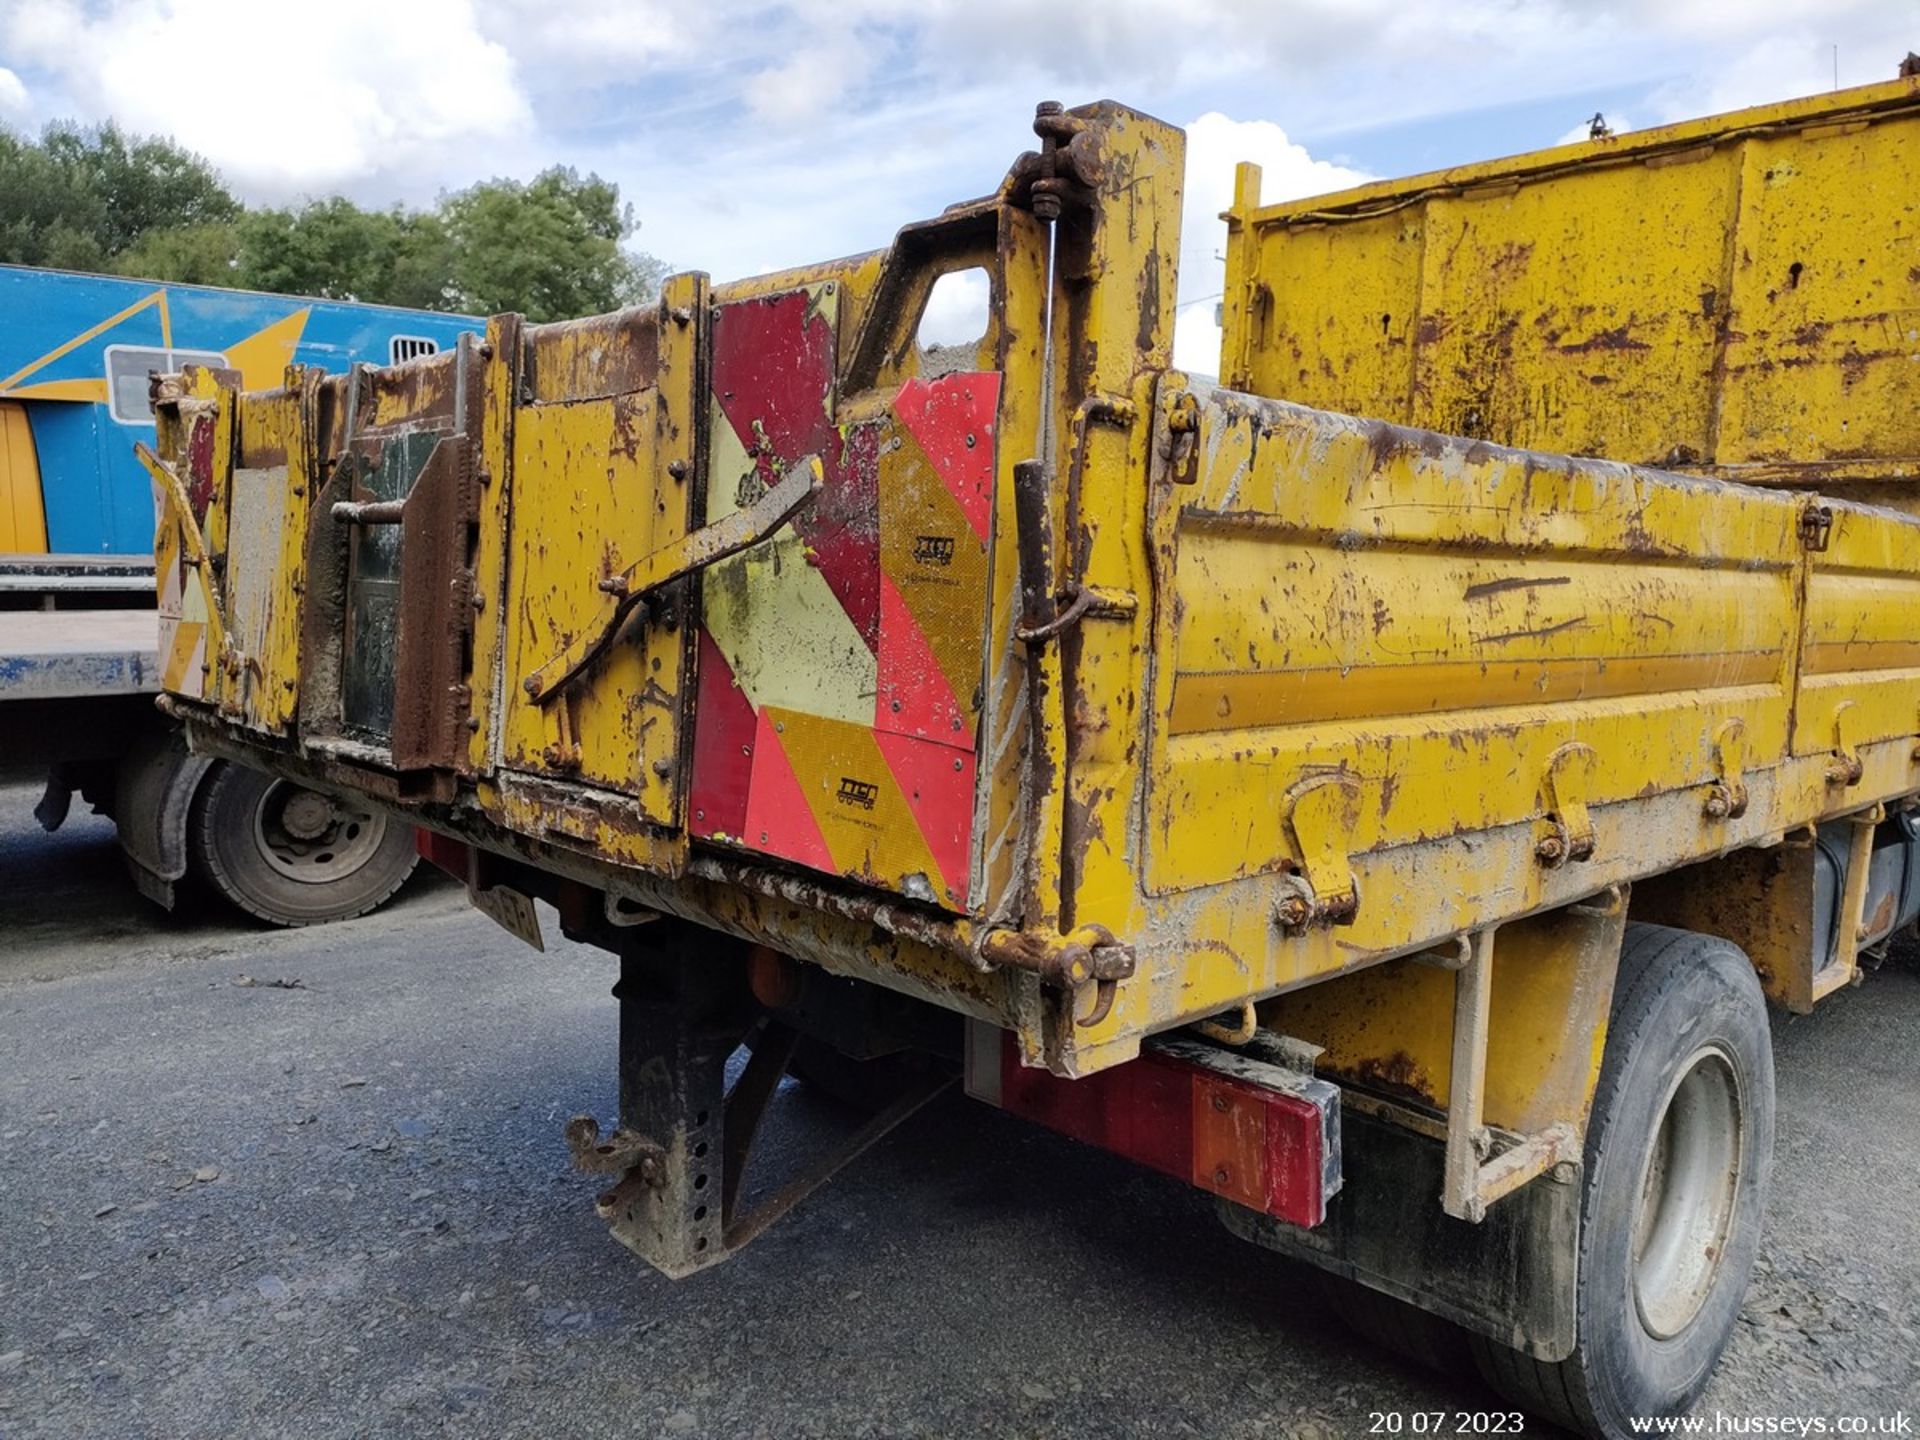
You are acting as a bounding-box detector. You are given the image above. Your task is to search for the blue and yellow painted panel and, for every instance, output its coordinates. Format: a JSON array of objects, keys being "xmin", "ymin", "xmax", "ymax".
[{"xmin": 0, "ymin": 265, "xmax": 475, "ymax": 555}]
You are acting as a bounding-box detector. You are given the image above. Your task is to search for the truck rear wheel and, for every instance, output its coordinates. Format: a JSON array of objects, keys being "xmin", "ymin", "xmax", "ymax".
[
  {"xmin": 190, "ymin": 762, "xmax": 417, "ymax": 926},
  {"xmin": 1471, "ymin": 923, "xmax": 1774, "ymax": 1438}
]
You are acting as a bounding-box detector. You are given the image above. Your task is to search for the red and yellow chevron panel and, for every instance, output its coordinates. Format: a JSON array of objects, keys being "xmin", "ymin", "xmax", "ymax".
[{"xmin": 689, "ymin": 286, "xmax": 999, "ymax": 910}]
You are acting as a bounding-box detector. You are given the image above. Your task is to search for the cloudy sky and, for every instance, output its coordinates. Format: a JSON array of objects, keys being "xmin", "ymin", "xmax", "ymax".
[{"xmin": 1, "ymin": 0, "xmax": 1911, "ymax": 370}]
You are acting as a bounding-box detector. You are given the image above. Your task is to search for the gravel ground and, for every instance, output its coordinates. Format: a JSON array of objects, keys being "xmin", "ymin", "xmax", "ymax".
[{"xmin": 1, "ymin": 780, "xmax": 1915, "ymax": 1438}]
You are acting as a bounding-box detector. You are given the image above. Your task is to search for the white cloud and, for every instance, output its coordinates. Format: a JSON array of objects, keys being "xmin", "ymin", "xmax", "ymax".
[
  {"xmin": 2, "ymin": 0, "xmax": 531, "ymax": 198},
  {"xmin": 1622, "ymin": 0, "xmax": 1913, "ymax": 121},
  {"xmin": 1174, "ymin": 112, "xmax": 1371, "ymax": 376},
  {"xmin": 0, "ymin": 63, "xmax": 26, "ymax": 116},
  {"xmin": 474, "ymin": 0, "xmax": 696, "ymax": 83}
]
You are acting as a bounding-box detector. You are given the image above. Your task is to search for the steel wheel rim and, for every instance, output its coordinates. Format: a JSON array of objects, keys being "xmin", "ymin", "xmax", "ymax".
[
  {"xmin": 251, "ymin": 780, "xmax": 387, "ymax": 885},
  {"xmin": 1632, "ymin": 1044, "xmax": 1744, "ymax": 1340}
]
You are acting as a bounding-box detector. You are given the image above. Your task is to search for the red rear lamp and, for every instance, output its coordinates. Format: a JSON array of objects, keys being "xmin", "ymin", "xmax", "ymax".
[{"xmin": 967, "ymin": 1024, "xmax": 1342, "ymax": 1229}]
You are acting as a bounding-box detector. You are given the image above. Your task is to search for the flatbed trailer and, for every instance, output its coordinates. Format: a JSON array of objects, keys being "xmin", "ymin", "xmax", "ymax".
[{"xmin": 145, "ymin": 77, "xmax": 1920, "ymax": 1438}]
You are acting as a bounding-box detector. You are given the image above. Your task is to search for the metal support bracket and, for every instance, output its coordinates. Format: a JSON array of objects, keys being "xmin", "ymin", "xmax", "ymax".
[
  {"xmin": 1817, "ymin": 803, "xmax": 1886, "ymax": 1002},
  {"xmin": 568, "ymin": 926, "xmax": 952, "ymax": 1278},
  {"xmin": 1442, "ymin": 925, "xmax": 1583, "ymax": 1223}
]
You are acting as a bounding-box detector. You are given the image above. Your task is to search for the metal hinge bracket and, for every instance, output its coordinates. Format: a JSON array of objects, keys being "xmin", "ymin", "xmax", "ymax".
[
  {"xmin": 1705, "ymin": 718, "xmax": 1749, "ymax": 819},
  {"xmin": 1274, "ymin": 773, "xmax": 1362, "ymax": 930},
  {"xmin": 1535, "ymin": 743, "xmax": 1597, "ymax": 867}
]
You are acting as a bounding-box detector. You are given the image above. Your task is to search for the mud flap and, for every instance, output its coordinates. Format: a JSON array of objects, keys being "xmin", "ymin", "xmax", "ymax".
[{"xmin": 1218, "ymin": 1104, "xmax": 1580, "ymax": 1362}]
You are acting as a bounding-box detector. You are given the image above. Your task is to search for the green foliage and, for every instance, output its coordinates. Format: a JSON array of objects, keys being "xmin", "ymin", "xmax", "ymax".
[
  {"xmin": 441, "ymin": 167, "xmax": 665, "ymax": 321},
  {"xmin": 0, "ymin": 121, "xmax": 237, "ymax": 272},
  {"xmin": 113, "ymin": 223, "xmax": 241, "ymax": 287},
  {"xmin": 233, "ymin": 200, "xmax": 454, "ymax": 311},
  {"xmin": 0, "ymin": 121, "xmax": 662, "ymax": 320}
]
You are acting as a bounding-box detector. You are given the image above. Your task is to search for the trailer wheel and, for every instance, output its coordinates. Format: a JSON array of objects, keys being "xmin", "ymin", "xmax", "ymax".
[
  {"xmin": 190, "ymin": 762, "xmax": 417, "ymax": 926},
  {"xmin": 1471, "ymin": 923, "xmax": 1773, "ymax": 1438}
]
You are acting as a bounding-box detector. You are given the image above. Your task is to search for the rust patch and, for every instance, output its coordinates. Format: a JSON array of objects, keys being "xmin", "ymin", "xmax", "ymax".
[
  {"xmin": 1349, "ymin": 1050, "xmax": 1440, "ymax": 1109},
  {"xmin": 1479, "ymin": 614, "xmax": 1588, "ymax": 645},
  {"xmin": 1463, "ymin": 574, "xmax": 1572, "ymax": 602},
  {"xmin": 1555, "ymin": 325, "xmax": 1650, "ymax": 355}
]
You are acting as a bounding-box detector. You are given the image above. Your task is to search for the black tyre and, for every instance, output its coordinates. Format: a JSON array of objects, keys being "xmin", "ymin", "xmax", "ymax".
[
  {"xmin": 190, "ymin": 762, "xmax": 417, "ymax": 926},
  {"xmin": 1472, "ymin": 923, "xmax": 1774, "ymax": 1438}
]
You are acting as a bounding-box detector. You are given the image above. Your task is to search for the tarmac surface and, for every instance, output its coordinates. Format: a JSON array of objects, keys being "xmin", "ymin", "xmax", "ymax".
[{"xmin": 2, "ymin": 778, "xmax": 1916, "ymax": 1438}]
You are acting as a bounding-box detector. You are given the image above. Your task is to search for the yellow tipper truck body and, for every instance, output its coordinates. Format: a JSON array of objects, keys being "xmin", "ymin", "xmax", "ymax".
[{"xmin": 145, "ymin": 78, "xmax": 1920, "ymax": 1438}]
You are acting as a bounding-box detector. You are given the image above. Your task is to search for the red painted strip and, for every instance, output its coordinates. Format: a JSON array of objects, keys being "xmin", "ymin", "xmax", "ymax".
[
  {"xmin": 711, "ymin": 294, "xmax": 879, "ymax": 651},
  {"xmin": 892, "ymin": 373, "xmax": 998, "ymax": 543},
  {"xmin": 874, "ymin": 572, "xmax": 969, "ymax": 746},
  {"xmin": 416, "ymin": 829, "xmax": 469, "ymax": 878},
  {"xmin": 872, "ymin": 728, "xmax": 975, "ymax": 905},
  {"xmin": 806, "ymin": 418, "xmax": 880, "ymax": 653},
  {"xmin": 743, "ymin": 711, "xmax": 836, "ymax": 875},
  {"xmin": 688, "ymin": 628, "xmax": 757, "ymax": 841}
]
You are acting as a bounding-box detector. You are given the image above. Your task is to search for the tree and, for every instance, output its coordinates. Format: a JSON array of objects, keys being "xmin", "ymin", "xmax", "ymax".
[
  {"xmin": 0, "ymin": 121, "xmax": 238, "ymax": 271},
  {"xmin": 233, "ymin": 200, "xmax": 453, "ymax": 310},
  {"xmin": 441, "ymin": 167, "xmax": 664, "ymax": 321},
  {"xmin": 113, "ymin": 223, "xmax": 240, "ymax": 287},
  {"xmin": 0, "ymin": 119, "xmax": 662, "ymax": 320}
]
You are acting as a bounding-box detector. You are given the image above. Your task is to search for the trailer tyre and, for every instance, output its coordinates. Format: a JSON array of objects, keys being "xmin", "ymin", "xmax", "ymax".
[
  {"xmin": 1471, "ymin": 923, "xmax": 1774, "ymax": 1438},
  {"xmin": 190, "ymin": 762, "xmax": 417, "ymax": 926}
]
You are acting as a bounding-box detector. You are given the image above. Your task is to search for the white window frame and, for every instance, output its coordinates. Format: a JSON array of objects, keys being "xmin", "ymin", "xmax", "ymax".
[{"xmin": 104, "ymin": 343, "xmax": 229, "ymax": 425}]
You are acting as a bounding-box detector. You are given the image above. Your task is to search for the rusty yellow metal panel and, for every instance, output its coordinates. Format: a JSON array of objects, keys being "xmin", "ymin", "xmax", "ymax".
[
  {"xmin": 1794, "ymin": 499, "xmax": 1920, "ymax": 761},
  {"xmin": 500, "ymin": 312, "xmax": 690, "ymax": 821},
  {"xmin": 1143, "ymin": 391, "xmax": 1802, "ymax": 900},
  {"xmin": 1715, "ymin": 118, "xmax": 1920, "ymax": 472},
  {"xmin": 144, "ymin": 368, "xmax": 234, "ymax": 707},
  {"xmin": 149, "ymin": 95, "xmax": 1920, "ymax": 1082},
  {"xmin": 221, "ymin": 369, "xmax": 318, "ymax": 732},
  {"xmin": 1225, "ymin": 77, "xmax": 1920, "ymax": 498}
]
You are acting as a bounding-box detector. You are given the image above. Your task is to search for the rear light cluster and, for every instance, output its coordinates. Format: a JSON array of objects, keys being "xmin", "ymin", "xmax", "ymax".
[{"xmin": 966, "ymin": 1023, "xmax": 1342, "ymax": 1228}]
